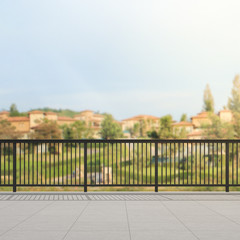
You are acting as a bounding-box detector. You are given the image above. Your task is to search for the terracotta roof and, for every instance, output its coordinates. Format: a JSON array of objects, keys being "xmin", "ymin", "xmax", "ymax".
[
  {"xmin": 29, "ymin": 110, "xmax": 43, "ymax": 114},
  {"xmin": 122, "ymin": 115, "xmax": 159, "ymax": 121},
  {"xmin": 80, "ymin": 110, "xmax": 93, "ymax": 113},
  {"xmin": 0, "ymin": 111, "xmax": 9, "ymax": 115},
  {"xmin": 191, "ymin": 112, "xmax": 210, "ymax": 119},
  {"xmin": 44, "ymin": 112, "xmax": 57, "ymax": 115},
  {"xmin": 75, "ymin": 113, "xmax": 104, "ymax": 118},
  {"xmin": 58, "ymin": 116, "xmax": 75, "ymax": 121},
  {"xmin": 8, "ymin": 117, "xmax": 29, "ymax": 122},
  {"xmin": 172, "ymin": 121, "xmax": 193, "ymax": 127}
]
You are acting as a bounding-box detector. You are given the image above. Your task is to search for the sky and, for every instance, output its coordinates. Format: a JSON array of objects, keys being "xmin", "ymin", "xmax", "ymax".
[{"xmin": 0, "ymin": 0, "xmax": 240, "ymax": 121}]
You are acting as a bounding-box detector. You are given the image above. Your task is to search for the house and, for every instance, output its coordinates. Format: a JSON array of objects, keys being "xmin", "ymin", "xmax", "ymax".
[
  {"xmin": 218, "ymin": 109, "xmax": 233, "ymax": 123},
  {"xmin": 0, "ymin": 110, "xmax": 77, "ymax": 138},
  {"xmin": 74, "ymin": 110, "xmax": 105, "ymax": 138},
  {"xmin": 190, "ymin": 112, "xmax": 213, "ymax": 129},
  {"xmin": 121, "ymin": 115, "xmax": 160, "ymax": 138},
  {"xmin": 172, "ymin": 121, "xmax": 194, "ymax": 136},
  {"xmin": 187, "ymin": 109, "xmax": 233, "ymax": 139}
]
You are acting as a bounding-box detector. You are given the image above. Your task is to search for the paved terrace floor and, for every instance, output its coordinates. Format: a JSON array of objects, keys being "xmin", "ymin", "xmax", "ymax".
[{"xmin": 0, "ymin": 193, "xmax": 240, "ymax": 240}]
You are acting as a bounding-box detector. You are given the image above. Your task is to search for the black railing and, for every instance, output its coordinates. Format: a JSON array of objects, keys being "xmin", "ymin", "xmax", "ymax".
[{"xmin": 0, "ymin": 139, "xmax": 239, "ymax": 192}]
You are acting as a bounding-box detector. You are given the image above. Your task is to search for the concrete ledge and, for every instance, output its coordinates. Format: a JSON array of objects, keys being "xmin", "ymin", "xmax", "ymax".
[{"xmin": 0, "ymin": 191, "xmax": 240, "ymax": 195}]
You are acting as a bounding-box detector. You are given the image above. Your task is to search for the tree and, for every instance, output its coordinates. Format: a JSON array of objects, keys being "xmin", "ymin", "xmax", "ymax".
[
  {"xmin": 133, "ymin": 123, "xmax": 140, "ymax": 137},
  {"xmin": 100, "ymin": 114, "xmax": 123, "ymax": 139},
  {"xmin": 31, "ymin": 119, "xmax": 61, "ymax": 139},
  {"xmin": 9, "ymin": 104, "xmax": 20, "ymax": 117},
  {"xmin": 173, "ymin": 127, "xmax": 188, "ymax": 139},
  {"xmin": 147, "ymin": 130, "xmax": 159, "ymax": 139},
  {"xmin": 228, "ymin": 75, "xmax": 240, "ymax": 112},
  {"xmin": 127, "ymin": 123, "xmax": 139, "ymax": 138},
  {"xmin": 61, "ymin": 121, "xmax": 94, "ymax": 139},
  {"xmin": 61, "ymin": 124, "xmax": 74, "ymax": 140},
  {"xmin": 232, "ymin": 112, "xmax": 240, "ymax": 138},
  {"xmin": 0, "ymin": 120, "xmax": 22, "ymax": 139},
  {"xmin": 139, "ymin": 120, "xmax": 147, "ymax": 137},
  {"xmin": 158, "ymin": 115, "xmax": 173, "ymax": 139},
  {"xmin": 201, "ymin": 114, "xmax": 234, "ymax": 139},
  {"xmin": 203, "ymin": 84, "xmax": 214, "ymax": 112},
  {"xmin": 180, "ymin": 114, "xmax": 187, "ymax": 122}
]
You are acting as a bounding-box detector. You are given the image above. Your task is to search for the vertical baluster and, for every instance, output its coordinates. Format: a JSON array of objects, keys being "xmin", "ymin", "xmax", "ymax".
[
  {"xmin": 103, "ymin": 142, "xmax": 105, "ymax": 185},
  {"xmin": 84, "ymin": 142, "xmax": 87, "ymax": 192},
  {"xmin": 161, "ymin": 143, "xmax": 163, "ymax": 185},
  {"xmin": 100, "ymin": 142, "xmax": 101, "ymax": 185},
  {"xmin": 32, "ymin": 143, "xmax": 34, "ymax": 185},
  {"xmin": 166, "ymin": 143, "xmax": 168, "ymax": 185},
  {"xmin": 58, "ymin": 143, "xmax": 60, "ymax": 185},
  {"xmin": 120, "ymin": 142, "xmax": 122, "ymax": 185},
  {"xmin": 170, "ymin": 143, "xmax": 172, "ymax": 185},
  {"xmin": 155, "ymin": 142, "xmax": 158, "ymax": 192},
  {"xmin": 41, "ymin": 143, "xmax": 43, "ymax": 185},
  {"xmin": 146, "ymin": 143, "xmax": 147, "ymax": 185},
  {"xmin": 13, "ymin": 142, "xmax": 16, "ymax": 192},
  {"xmin": 20, "ymin": 143, "xmax": 21, "ymax": 186},
  {"xmin": 226, "ymin": 142, "xmax": 229, "ymax": 192},
  {"xmin": 142, "ymin": 143, "xmax": 143, "ymax": 185},
  {"xmin": 37, "ymin": 142, "xmax": 38, "ymax": 185},
  {"xmin": 150, "ymin": 142, "xmax": 152, "ymax": 185}
]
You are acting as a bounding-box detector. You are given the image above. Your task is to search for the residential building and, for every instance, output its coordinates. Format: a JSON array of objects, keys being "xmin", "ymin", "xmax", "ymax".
[
  {"xmin": 190, "ymin": 112, "xmax": 213, "ymax": 129},
  {"xmin": 121, "ymin": 115, "xmax": 160, "ymax": 137},
  {"xmin": 218, "ymin": 109, "xmax": 233, "ymax": 123},
  {"xmin": 172, "ymin": 121, "xmax": 194, "ymax": 137},
  {"xmin": 74, "ymin": 110, "xmax": 105, "ymax": 138}
]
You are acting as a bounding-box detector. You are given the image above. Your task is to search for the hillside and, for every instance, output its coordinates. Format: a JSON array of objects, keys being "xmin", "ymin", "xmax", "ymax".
[{"xmin": 29, "ymin": 108, "xmax": 80, "ymax": 118}]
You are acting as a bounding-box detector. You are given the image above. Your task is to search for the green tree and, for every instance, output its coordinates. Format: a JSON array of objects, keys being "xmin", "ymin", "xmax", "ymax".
[
  {"xmin": 31, "ymin": 119, "xmax": 61, "ymax": 139},
  {"xmin": 173, "ymin": 127, "xmax": 188, "ymax": 139},
  {"xmin": 228, "ymin": 75, "xmax": 240, "ymax": 112},
  {"xmin": 158, "ymin": 115, "xmax": 173, "ymax": 139},
  {"xmin": 127, "ymin": 123, "xmax": 140, "ymax": 138},
  {"xmin": 180, "ymin": 113, "xmax": 187, "ymax": 122},
  {"xmin": 147, "ymin": 130, "xmax": 159, "ymax": 139},
  {"xmin": 201, "ymin": 114, "xmax": 234, "ymax": 139},
  {"xmin": 61, "ymin": 124, "xmax": 74, "ymax": 140},
  {"xmin": 100, "ymin": 114, "xmax": 123, "ymax": 139},
  {"xmin": 61, "ymin": 121, "xmax": 94, "ymax": 139},
  {"xmin": 0, "ymin": 120, "xmax": 22, "ymax": 139},
  {"xmin": 139, "ymin": 120, "xmax": 147, "ymax": 137},
  {"xmin": 233, "ymin": 112, "xmax": 240, "ymax": 138},
  {"xmin": 133, "ymin": 123, "xmax": 140, "ymax": 137},
  {"xmin": 9, "ymin": 104, "xmax": 20, "ymax": 116},
  {"xmin": 203, "ymin": 84, "xmax": 214, "ymax": 112}
]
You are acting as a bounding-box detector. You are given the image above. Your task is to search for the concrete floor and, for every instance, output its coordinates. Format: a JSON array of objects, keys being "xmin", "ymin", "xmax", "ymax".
[{"xmin": 0, "ymin": 193, "xmax": 240, "ymax": 240}]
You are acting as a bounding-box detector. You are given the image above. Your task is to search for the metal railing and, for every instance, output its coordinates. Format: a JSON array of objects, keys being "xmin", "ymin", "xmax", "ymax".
[{"xmin": 0, "ymin": 139, "xmax": 239, "ymax": 192}]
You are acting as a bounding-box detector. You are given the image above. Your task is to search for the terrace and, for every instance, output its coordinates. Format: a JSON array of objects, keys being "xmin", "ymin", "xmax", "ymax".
[{"xmin": 0, "ymin": 192, "xmax": 240, "ymax": 239}]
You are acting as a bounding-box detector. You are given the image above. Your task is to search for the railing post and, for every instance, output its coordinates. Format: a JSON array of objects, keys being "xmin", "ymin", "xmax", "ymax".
[
  {"xmin": 226, "ymin": 142, "xmax": 229, "ymax": 192},
  {"xmin": 84, "ymin": 142, "xmax": 87, "ymax": 192},
  {"xmin": 13, "ymin": 142, "xmax": 16, "ymax": 193},
  {"xmin": 155, "ymin": 142, "xmax": 158, "ymax": 192}
]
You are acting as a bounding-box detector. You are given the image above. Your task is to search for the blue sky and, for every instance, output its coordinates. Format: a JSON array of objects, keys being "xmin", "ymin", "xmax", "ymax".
[{"xmin": 0, "ymin": 0, "xmax": 240, "ymax": 121}]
